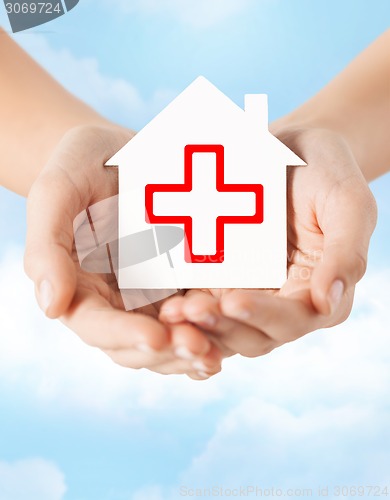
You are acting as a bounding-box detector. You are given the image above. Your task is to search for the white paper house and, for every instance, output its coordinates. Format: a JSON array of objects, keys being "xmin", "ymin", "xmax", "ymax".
[{"xmin": 106, "ymin": 77, "xmax": 305, "ymax": 290}]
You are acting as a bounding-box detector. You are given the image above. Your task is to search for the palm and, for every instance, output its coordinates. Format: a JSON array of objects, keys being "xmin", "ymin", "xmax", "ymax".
[{"xmin": 69, "ymin": 246, "xmax": 163, "ymax": 319}]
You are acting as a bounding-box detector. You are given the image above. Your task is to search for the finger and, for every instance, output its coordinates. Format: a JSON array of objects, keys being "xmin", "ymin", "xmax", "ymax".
[
  {"xmin": 102, "ymin": 323, "xmax": 216, "ymax": 373},
  {"xmin": 220, "ymin": 289, "xmax": 324, "ymax": 344},
  {"xmin": 153, "ymin": 342, "xmax": 223, "ymax": 377},
  {"xmin": 25, "ymin": 170, "xmax": 80, "ymax": 319},
  {"xmin": 159, "ymin": 289, "xmax": 213, "ymax": 324},
  {"xmin": 159, "ymin": 290, "xmax": 219, "ymax": 360},
  {"xmin": 170, "ymin": 322, "xmax": 213, "ymax": 360},
  {"xmin": 61, "ymin": 287, "xmax": 170, "ymax": 352},
  {"xmin": 103, "ymin": 323, "xmax": 217, "ymax": 372},
  {"xmin": 311, "ymin": 175, "xmax": 377, "ymax": 315},
  {"xmin": 102, "ymin": 348, "xmax": 172, "ymax": 370},
  {"xmin": 187, "ymin": 373, "xmax": 213, "ymax": 381},
  {"xmin": 149, "ymin": 289, "xmax": 186, "ymax": 316},
  {"xmin": 179, "ymin": 291, "xmax": 276, "ymax": 358},
  {"xmin": 159, "ymin": 295, "xmax": 187, "ymax": 324}
]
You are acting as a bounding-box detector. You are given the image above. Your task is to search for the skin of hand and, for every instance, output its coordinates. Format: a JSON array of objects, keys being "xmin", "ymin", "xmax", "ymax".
[
  {"xmin": 24, "ymin": 125, "xmax": 223, "ymax": 379},
  {"xmin": 159, "ymin": 126, "xmax": 378, "ymax": 358}
]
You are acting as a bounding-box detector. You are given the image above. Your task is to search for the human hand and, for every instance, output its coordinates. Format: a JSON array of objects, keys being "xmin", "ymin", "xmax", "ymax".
[
  {"xmin": 24, "ymin": 125, "xmax": 223, "ymax": 379},
  {"xmin": 159, "ymin": 127, "xmax": 377, "ymax": 358}
]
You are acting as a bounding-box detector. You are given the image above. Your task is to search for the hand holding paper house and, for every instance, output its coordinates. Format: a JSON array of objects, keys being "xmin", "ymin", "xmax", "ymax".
[{"xmin": 106, "ymin": 77, "xmax": 305, "ymax": 290}]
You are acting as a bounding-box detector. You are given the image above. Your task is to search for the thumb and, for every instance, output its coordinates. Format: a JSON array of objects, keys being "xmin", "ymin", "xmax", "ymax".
[
  {"xmin": 310, "ymin": 179, "xmax": 377, "ymax": 316},
  {"xmin": 24, "ymin": 171, "xmax": 79, "ymax": 319}
]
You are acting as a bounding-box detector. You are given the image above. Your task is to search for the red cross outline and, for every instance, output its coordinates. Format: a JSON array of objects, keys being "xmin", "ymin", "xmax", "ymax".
[{"xmin": 145, "ymin": 145, "xmax": 264, "ymax": 264}]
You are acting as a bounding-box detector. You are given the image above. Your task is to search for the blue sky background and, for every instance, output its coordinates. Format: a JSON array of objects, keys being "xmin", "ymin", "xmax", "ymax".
[{"xmin": 0, "ymin": 1, "xmax": 389, "ymax": 499}]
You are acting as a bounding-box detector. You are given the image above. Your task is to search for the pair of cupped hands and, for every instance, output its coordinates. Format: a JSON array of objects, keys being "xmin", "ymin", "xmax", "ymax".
[{"xmin": 24, "ymin": 122, "xmax": 376, "ymax": 380}]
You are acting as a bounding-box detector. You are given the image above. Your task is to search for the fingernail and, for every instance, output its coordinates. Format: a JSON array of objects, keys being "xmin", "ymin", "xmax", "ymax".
[
  {"xmin": 328, "ymin": 280, "xmax": 344, "ymax": 314},
  {"xmin": 175, "ymin": 346, "xmax": 195, "ymax": 360},
  {"xmin": 38, "ymin": 280, "xmax": 53, "ymax": 314},
  {"xmin": 197, "ymin": 371, "xmax": 210, "ymax": 379},
  {"xmin": 135, "ymin": 343, "xmax": 156, "ymax": 353},
  {"xmin": 193, "ymin": 361, "xmax": 210, "ymax": 373}
]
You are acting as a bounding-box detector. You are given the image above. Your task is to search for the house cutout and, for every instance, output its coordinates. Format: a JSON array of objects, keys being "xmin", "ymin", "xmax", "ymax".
[{"xmin": 106, "ymin": 76, "xmax": 305, "ymax": 290}]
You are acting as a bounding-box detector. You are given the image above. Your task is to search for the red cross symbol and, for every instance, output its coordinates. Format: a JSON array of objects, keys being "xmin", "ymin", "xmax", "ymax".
[{"xmin": 145, "ymin": 145, "xmax": 263, "ymax": 264}]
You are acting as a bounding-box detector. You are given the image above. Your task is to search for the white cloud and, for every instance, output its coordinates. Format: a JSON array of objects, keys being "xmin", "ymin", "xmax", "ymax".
[
  {"xmin": 175, "ymin": 399, "xmax": 390, "ymax": 491},
  {"xmin": 0, "ymin": 458, "xmax": 66, "ymax": 500},
  {"xmin": 16, "ymin": 34, "xmax": 176, "ymax": 130},
  {"xmin": 135, "ymin": 394, "xmax": 390, "ymax": 496},
  {"xmin": 1, "ymin": 246, "xmax": 390, "ymax": 492},
  {"xmin": 104, "ymin": 0, "xmax": 254, "ymax": 28}
]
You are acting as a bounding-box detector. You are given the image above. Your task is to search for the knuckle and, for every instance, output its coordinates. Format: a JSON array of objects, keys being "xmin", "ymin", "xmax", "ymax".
[{"xmin": 352, "ymin": 250, "xmax": 367, "ymax": 282}]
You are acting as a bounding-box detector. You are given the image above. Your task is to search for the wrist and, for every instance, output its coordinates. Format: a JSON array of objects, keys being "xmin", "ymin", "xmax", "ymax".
[
  {"xmin": 270, "ymin": 109, "xmax": 338, "ymax": 141},
  {"xmin": 270, "ymin": 110, "xmax": 380, "ymax": 182},
  {"xmin": 20, "ymin": 117, "xmax": 132, "ymax": 197}
]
